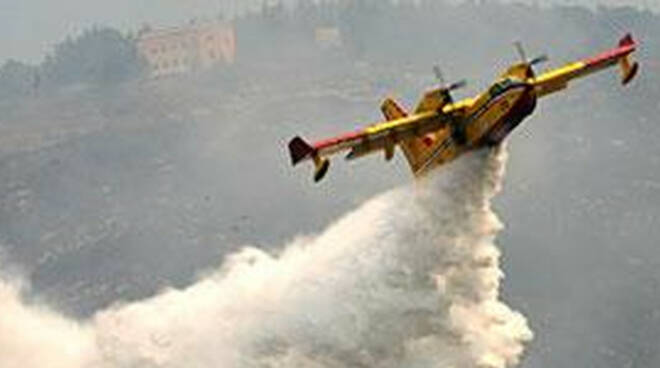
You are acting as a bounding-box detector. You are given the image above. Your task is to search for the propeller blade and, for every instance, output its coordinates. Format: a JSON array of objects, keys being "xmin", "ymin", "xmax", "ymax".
[
  {"xmin": 432, "ymin": 66, "xmax": 465, "ymax": 98},
  {"xmin": 433, "ymin": 65, "xmax": 445, "ymax": 86},
  {"xmin": 514, "ymin": 41, "xmax": 527, "ymax": 63},
  {"xmin": 530, "ymin": 54, "xmax": 549, "ymax": 66},
  {"xmin": 448, "ymin": 79, "xmax": 467, "ymax": 91}
]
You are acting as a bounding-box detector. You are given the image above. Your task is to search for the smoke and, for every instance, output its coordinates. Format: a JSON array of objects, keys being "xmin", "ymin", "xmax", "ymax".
[
  {"xmin": 0, "ymin": 280, "xmax": 99, "ymax": 368},
  {"xmin": 0, "ymin": 146, "xmax": 531, "ymax": 368}
]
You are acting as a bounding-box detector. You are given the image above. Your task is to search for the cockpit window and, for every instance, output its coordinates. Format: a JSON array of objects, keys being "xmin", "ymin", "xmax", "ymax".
[
  {"xmin": 489, "ymin": 79, "xmax": 514, "ymax": 96},
  {"xmin": 489, "ymin": 83, "xmax": 504, "ymax": 96}
]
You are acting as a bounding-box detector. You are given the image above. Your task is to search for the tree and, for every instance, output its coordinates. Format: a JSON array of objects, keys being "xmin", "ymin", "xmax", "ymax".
[
  {"xmin": 0, "ymin": 60, "xmax": 39, "ymax": 99},
  {"xmin": 41, "ymin": 27, "xmax": 145, "ymax": 89}
]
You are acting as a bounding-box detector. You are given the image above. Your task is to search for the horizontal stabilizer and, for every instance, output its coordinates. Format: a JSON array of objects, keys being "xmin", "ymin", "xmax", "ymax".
[{"xmin": 288, "ymin": 136, "xmax": 315, "ymax": 166}]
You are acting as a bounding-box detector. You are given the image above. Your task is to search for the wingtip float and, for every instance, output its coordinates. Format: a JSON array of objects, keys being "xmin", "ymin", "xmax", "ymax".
[{"xmin": 289, "ymin": 34, "xmax": 639, "ymax": 183}]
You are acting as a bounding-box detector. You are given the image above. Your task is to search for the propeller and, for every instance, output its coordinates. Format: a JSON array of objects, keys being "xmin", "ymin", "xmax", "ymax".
[
  {"xmin": 529, "ymin": 54, "xmax": 549, "ymax": 67},
  {"xmin": 514, "ymin": 41, "xmax": 528, "ymax": 63},
  {"xmin": 514, "ymin": 41, "xmax": 549, "ymax": 74},
  {"xmin": 433, "ymin": 65, "xmax": 467, "ymax": 102}
]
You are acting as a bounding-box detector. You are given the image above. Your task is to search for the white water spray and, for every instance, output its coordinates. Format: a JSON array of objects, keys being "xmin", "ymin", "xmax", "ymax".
[{"xmin": 0, "ymin": 146, "xmax": 532, "ymax": 368}]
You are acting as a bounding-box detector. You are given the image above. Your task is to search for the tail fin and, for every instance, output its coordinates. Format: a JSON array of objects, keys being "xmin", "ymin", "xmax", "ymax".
[
  {"xmin": 288, "ymin": 136, "xmax": 315, "ymax": 166},
  {"xmin": 288, "ymin": 136, "xmax": 330, "ymax": 182},
  {"xmin": 618, "ymin": 34, "xmax": 639, "ymax": 86}
]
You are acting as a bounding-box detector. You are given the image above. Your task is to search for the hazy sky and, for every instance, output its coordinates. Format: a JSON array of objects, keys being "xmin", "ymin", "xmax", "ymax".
[{"xmin": 0, "ymin": 0, "xmax": 656, "ymax": 64}]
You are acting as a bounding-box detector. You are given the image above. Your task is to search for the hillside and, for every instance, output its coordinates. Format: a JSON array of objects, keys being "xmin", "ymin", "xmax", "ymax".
[{"xmin": 0, "ymin": 2, "xmax": 659, "ymax": 367}]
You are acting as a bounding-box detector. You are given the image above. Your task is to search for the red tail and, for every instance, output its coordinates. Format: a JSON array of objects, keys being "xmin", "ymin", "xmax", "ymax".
[
  {"xmin": 619, "ymin": 33, "xmax": 635, "ymax": 47},
  {"xmin": 288, "ymin": 136, "xmax": 315, "ymax": 166}
]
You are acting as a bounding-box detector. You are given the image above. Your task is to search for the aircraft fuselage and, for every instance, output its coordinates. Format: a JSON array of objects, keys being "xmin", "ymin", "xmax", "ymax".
[
  {"xmin": 471, "ymin": 80, "xmax": 537, "ymax": 147},
  {"xmin": 415, "ymin": 79, "xmax": 537, "ymax": 175}
]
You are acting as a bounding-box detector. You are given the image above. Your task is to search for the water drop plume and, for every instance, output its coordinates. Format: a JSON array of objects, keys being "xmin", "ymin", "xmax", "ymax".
[{"xmin": 0, "ymin": 145, "xmax": 532, "ymax": 368}]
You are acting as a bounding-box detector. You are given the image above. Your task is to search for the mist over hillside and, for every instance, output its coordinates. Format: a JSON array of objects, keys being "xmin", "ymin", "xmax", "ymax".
[{"xmin": 0, "ymin": 1, "xmax": 659, "ymax": 367}]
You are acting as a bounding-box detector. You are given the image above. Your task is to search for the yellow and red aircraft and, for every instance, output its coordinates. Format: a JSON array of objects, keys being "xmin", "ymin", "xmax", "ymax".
[{"xmin": 288, "ymin": 34, "xmax": 639, "ymax": 182}]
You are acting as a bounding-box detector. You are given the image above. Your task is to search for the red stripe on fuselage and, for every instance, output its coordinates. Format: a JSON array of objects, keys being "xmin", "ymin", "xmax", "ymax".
[{"xmin": 313, "ymin": 130, "xmax": 364, "ymax": 150}]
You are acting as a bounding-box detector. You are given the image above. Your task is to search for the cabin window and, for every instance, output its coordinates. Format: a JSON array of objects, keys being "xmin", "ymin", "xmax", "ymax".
[
  {"xmin": 489, "ymin": 79, "xmax": 514, "ymax": 96},
  {"xmin": 490, "ymin": 84, "xmax": 504, "ymax": 96}
]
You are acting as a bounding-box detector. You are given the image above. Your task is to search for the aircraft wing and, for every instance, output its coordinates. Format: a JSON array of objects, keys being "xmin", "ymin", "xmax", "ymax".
[
  {"xmin": 534, "ymin": 33, "xmax": 639, "ymax": 97},
  {"xmin": 288, "ymin": 110, "xmax": 445, "ymax": 182}
]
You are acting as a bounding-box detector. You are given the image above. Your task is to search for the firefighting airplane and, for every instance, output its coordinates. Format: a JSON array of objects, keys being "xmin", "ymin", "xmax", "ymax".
[{"xmin": 288, "ymin": 34, "xmax": 639, "ymax": 182}]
